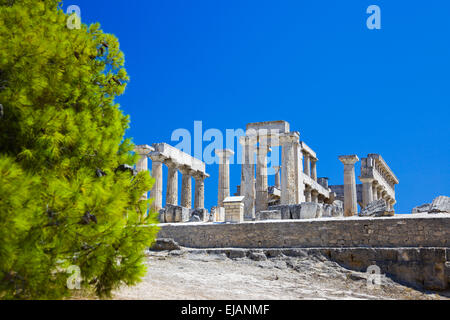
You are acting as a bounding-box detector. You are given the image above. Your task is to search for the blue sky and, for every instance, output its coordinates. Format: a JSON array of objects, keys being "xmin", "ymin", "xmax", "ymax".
[{"xmin": 71, "ymin": 0, "xmax": 449, "ymax": 213}]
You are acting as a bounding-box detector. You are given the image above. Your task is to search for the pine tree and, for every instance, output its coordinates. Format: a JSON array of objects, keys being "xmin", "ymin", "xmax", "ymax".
[{"xmin": 0, "ymin": 0, "xmax": 159, "ymax": 299}]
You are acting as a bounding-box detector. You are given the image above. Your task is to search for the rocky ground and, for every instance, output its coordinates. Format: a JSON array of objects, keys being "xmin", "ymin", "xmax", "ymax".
[{"xmin": 112, "ymin": 249, "xmax": 448, "ymax": 300}]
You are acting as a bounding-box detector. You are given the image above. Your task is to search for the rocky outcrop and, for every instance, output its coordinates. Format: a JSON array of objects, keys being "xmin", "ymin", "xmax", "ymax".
[
  {"xmin": 150, "ymin": 238, "xmax": 181, "ymax": 251},
  {"xmin": 359, "ymin": 199, "xmax": 394, "ymax": 217}
]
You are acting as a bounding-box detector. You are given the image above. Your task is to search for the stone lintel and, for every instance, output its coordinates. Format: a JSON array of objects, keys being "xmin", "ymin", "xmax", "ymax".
[
  {"xmin": 223, "ymin": 196, "xmax": 245, "ymax": 203},
  {"xmin": 152, "ymin": 143, "xmax": 206, "ymax": 174},
  {"xmin": 300, "ymin": 141, "xmax": 317, "ymax": 159},
  {"xmin": 246, "ymin": 120, "xmax": 290, "ymax": 135},
  {"xmin": 134, "ymin": 144, "xmax": 155, "ymax": 156},
  {"xmin": 367, "ymin": 153, "xmax": 399, "ymax": 184}
]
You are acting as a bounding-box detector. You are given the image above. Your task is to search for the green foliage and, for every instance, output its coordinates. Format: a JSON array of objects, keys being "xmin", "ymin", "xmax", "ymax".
[{"xmin": 0, "ymin": 0, "xmax": 159, "ymax": 299}]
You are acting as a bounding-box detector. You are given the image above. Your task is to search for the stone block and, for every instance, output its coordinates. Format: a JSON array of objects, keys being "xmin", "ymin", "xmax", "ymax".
[
  {"xmin": 412, "ymin": 203, "xmax": 431, "ymax": 214},
  {"xmin": 224, "ymin": 197, "xmax": 244, "ymax": 223},
  {"xmin": 299, "ymin": 202, "xmax": 321, "ymax": 219},
  {"xmin": 322, "ymin": 204, "xmax": 333, "ymax": 217},
  {"xmin": 268, "ymin": 205, "xmax": 291, "ymax": 219},
  {"xmin": 165, "ymin": 204, "xmax": 190, "ymax": 223},
  {"xmin": 359, "ymin": 199, "xmax": 393, "ymax": 217},
  {"xmin": 331, "ymin": 200, "xmax": 344, "ymax": 217},
  {"xmin": 429, "ymin": 196, "xmax": 450, "ymax": 213},
  {"xmin": 189, "ymin": 208, "xmax": 209, "ymax": 222},
  {"xmin": 158, "ymin": 208, "xmax": 166, "ymax": 223},
  {"xmin": 256, "ymin": 210, "xmax": 282, "ymax": 221}
]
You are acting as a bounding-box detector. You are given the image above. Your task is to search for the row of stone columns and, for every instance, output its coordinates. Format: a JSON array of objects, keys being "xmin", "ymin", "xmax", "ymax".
[
  {"xmin": 362, "ymin": 178, "xmax": 396, "ymax": 210},
  {"xmin": 140, "ymin": 152, "xmax": 208, "ymax": 213},
  {"xmin": 303, "ymin": 153, "xmax": 318, "ymax": 181},
  {"xmin": 339, "ymin": 155, "xmax": 397, "ymax": 216}
]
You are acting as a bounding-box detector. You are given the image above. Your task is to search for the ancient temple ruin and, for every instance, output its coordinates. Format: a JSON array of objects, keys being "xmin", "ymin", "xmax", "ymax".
[
  {"xmin": 135, "ymin": 120, "xmax": 399, "ymax": 223},
  {"xmin": 134, "ymin": 143, "xmax": 209, "ymax": 222}
]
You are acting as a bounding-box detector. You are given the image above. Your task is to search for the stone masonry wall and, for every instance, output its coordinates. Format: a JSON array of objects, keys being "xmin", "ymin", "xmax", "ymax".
[{"xmin": 157, "ymin": 216, "xmax": 450, "ymax": 249}]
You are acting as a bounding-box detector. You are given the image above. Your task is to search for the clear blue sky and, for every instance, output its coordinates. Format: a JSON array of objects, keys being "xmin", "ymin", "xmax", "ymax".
[{"xmin": 72, "ymin": 0, "xmax": 449, "ymax": 213}]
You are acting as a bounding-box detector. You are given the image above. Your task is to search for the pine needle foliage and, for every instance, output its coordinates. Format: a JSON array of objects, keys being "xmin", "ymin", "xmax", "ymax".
[{"xmin": 0, "ymin": 0, "xmax": 159, "ymax": 299}]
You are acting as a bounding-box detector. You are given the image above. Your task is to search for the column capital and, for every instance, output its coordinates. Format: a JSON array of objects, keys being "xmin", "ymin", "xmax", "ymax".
[
  {"xmin": 134, "ymin": 144, "xmax": 154, "ymax": 156},
  {"xmin": 279, "ymin": 132, "xmax": 300, "ymax": 145},
  {"xmin": 239, "ymin": 135, "xmax": 257, "ymax": 146},
  {"xmin": 215, "ymin": 149, "xmax": 234, "ymax": 159},
  {"xmin": 193, "ymin": 171, "xmax": 209, "ymax": 180},
  {"xmin": 311, "ymin": 189, "xmax": 319, "ymax": 196},
  {"xmin": 165, "ymin": 158, "xmax": 180, "ymax": 169},
  {"xmin": 148, "ymin": 151, "xmax": 166, "ymax": 163},
  {"xmin": 339, "ymin": 155, "xmax": 359, "ymax": 165},
  {"xmin": 359, "ymin": 177, "xmax": 375, "ymax": 184},
  {"xmin": 179, "ymin": 165, "xmax": 194, "ymax": 176}
]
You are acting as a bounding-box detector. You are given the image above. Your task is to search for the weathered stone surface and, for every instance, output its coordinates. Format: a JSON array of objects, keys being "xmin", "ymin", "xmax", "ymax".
[
  {"xmin": 150, "ymin": 238, "xmax": 181, "ymax": 251},
  {"xmin": 299, "ymin": 202, "xmax": 322, "ymax": 219},
  {"xmin": 189, "ymin": 208, "xmax": 209, "ymax": 222},
  {"xmin": 322, "ymin": 204, "xmax": 333, "ymax": 217},
  {"xmin": 158, "ymin": 208, "xmax": 166, "ymax": 223},
  {"xmin": 269, "ymin": 205, "xmax": 291, "ymax": 219},
  {"xmin": 227, "ymin": 249, "xmax": 247, "ymax": 259},
  {"xmin": 165, "ymin": 204, "xmax": 190, "ymax": 223},
  {"xmin": 249, "ymin": 251, "xmax": 267, "ymax": 261},
  {"xmin": 359, "ymin": 199, "xmax": 393, "ymax": 217},
  {"xmin": 429, "ymin": 196, "xmax": 450, "ymax": 213},
  {"xmin": 158, "ymin": 216, "xmax": 450, "ymax": 249},
  {"xmin": 255, "ymin": 210, "xmax": 281, "ymax": 221},
  {"xmin": 332, "ymin": 200, "xmax": 344, "ymax": 217},
  {"xmin": 412, "ymin": 203, "xmax": 431, "ymax": 214}
]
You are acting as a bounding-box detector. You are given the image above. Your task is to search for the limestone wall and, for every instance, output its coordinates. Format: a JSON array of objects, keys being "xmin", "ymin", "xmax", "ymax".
[{"xmin": 157, "ymin": 215, "xmax": 450, "ymax": 249}]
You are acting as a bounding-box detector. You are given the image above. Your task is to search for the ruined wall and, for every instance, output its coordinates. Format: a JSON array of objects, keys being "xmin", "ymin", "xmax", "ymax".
[{"xmin": 158, "ymin": 215, "xmax": 450, "ymax": 249}]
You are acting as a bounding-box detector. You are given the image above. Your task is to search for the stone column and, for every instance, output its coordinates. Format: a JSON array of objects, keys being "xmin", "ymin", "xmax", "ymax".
[
  {"xmin": 372, "ymin": 181, "xmax": 378, "ymax": 201},
  {"xmin": 311, "ymin": 190, "xmax": 319, "ymax": 203},
  {"xmin": 389, "ymin": 199, "xmax": 396, "ymax": 212},
  {"xmin": 377, "ymin": 186, "xmax": 383, "ymax": 201},
  {"xmin": 216, "ymin": 149, "xmax": 234, "ymax": 208},
  {"xmin": 280, "ymin": 133, "xmax": 303, "ymax": 204},
  {"xmin": 381, "ymin": 190, "xmax": 388, "ymax": 205},
  {"xmin": 134, "ymin": 145, "xmax": 154, "ymax": 200},
  {"xmin": 149, "ymin": 153, "xmax": 164, "ymax": 212},
  {"xmin": 135, "ymin": 145, "xmax": 154, "ymax": 173},
  {"xmin": 304, "ymin": 185, "xmax": 312, "ymax": 202},
  {"xmin": 255, "ymin": 143, "xmax": 270, "ymax": 213},
  {"xmin": 310, "ymin": 158, "xmax": 317, "ymax": 181},
  {"xmin": 274, "ymin": 165, "xmax": 281, "ymax": 189},
  {"xmin": 239, "ymin": 136, "xmax": 256, "ymax": 220},
  {"xmin": 338, "ymin": 155, "xmax": 359, "ymax": 217},
  {"xmin": 303, "ymin": 152, "xmax": 311, "ymax": 177},
  {"xmin": 360, "ymin": 177, "xmax": 374, "ymax": 208},
  {"xmin": 180, "ymin": 166, "xmax": 193, "ymax": 209},
  {"xmin": 165, "ymin": 160, "xmax": 179, "ymax": 206},
  {"xmin": 193, "ymin": 172, "xmax": 207, "ymax": 209}
]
